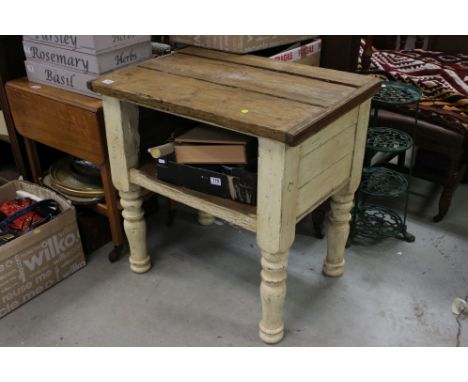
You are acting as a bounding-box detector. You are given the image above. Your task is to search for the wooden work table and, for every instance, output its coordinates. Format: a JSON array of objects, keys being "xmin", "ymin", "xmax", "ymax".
[{"xmin": 89, "ymin": 47, "xmax": 381, "ymax": 344}]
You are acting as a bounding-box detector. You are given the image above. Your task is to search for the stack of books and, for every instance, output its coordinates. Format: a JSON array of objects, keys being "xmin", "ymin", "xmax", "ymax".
[
  {"xmin": 149, "ymin": 125, "xmax": 258, "ymax": 205},
  {"xmin": 23, "ymin": 35, "xmax": 152, "ymax": 98},
  {"xmin": 172, "ymin": 125, "xmax": 252, "ymax": 164}
]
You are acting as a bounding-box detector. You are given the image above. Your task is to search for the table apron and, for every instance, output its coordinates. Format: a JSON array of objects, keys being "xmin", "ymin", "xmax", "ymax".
[{"xmin": 295, "ymin": 106, "xmax": 362, "ymax": 219}]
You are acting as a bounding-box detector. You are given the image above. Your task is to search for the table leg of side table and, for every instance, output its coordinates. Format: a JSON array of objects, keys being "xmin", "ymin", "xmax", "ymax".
[
  {"xmin": 23, "ymin": 138, "xmax": 42, "ymax": 183},
  {"xmin": 101, "ymin": 161, "xmax": 124, "ymax": 246},
  {"xmin": 102, "ymin": 96, "xmax": 151, "ymax": 273},
  {"xmin": 256, "ymin": 138, "xmax": 299, "ymax": 344},
  {"xmin": 323, "ymin": 189, "xmax": 354, "ymax": 277}
]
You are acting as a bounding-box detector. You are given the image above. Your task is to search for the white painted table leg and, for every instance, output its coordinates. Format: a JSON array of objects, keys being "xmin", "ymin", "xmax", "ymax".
[
  {"xmin": 259, "ymin": 249, "xmax": 289, "ymax": 343},
  {"xmin": 323, "ymin": 189, "xmax": 354, "ymax": 277},
  {"xmin": 120, "ymin": 187, "xmax": 151, "ymax": 273},
  {"xmin": 101, "ymin": 96, "xmax": 150, "ymax": 273},
  {"xmin": 323, "ymin": 100, "xmax": 372, "ymax": 277},
  {"xmin": 197, "ymin": 210, "xmax": 215, "ymax": 226},
  {"xmin": 257, "ymin": 138, "xmax": 299, "ymax": 344}
]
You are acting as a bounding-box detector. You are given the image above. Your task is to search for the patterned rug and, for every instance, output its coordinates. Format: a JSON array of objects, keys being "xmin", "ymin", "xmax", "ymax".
[{"xmin": 364, "ymin": 47, "xmax": 468, "ymax": 136}]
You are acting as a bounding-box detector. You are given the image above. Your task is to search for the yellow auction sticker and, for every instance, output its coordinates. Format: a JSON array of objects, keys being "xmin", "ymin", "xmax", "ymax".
[{"xmin": 241, "ymin": 109, "xmax": 249, "ymax": 114}]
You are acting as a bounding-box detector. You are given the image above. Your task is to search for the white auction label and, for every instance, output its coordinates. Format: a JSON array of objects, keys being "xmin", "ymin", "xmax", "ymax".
[{"xmin": 210, "ymin": 177, "xmax": 222, "ymax": 186}]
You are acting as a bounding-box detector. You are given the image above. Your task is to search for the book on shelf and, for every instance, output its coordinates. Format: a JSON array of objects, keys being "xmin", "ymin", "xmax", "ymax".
[{"xmin": 173, "ymin": 125, "xmax": 254, "ymax": 164}]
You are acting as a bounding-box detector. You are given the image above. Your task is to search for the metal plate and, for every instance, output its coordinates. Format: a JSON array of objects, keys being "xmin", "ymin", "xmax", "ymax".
[
  {"xmin": 372, "ymin": 81, "xmax": 421, "ymax": 106},
  {"xmin": 43, "ymin": 175, "xmax": 103, "ymax": 205},
  {"xmin": 50, "ymin": 156, "xmax": 104, "ymax": 197},
  {"xmin": 361, "ymin": 167, "xmax": 408, "ymax": 198},
  {"xmin": 355, "ymin": 204, "xmax": 404, "ymax": 239},
  {"xmin": 366, "ymin": 127, "xmax": 413, "ymax": 153}
]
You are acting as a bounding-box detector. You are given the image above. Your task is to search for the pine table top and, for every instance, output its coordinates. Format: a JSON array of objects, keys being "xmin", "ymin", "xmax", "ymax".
[{"xmin": 89, "ymin": 46, "xmax": 381, "ymax": 146}]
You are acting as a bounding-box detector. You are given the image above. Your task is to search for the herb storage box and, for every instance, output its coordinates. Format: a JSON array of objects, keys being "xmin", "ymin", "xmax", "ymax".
[
  {"xmin": 0, "ymin": 180, "xmax": 86, "ymax": 319},
  {"xmin": 23, "ymin": 35, "xmax": 150, "ymax": 54},
  {"xmin": 24, "ymin": 60, "xmax": 100, "ymax": 98},
  {"xmin": 23, "ymin": 40, "xmax": 152, "ymax": 74}
]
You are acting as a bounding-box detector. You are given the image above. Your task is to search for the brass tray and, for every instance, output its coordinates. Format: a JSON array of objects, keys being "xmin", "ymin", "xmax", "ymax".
[
  {"xmin": 43, "ymin": 175, "xmax": 103, "ymax": 205},
  {"xmin": 50, "ymin": 156, "xmax": 104, "ymax": 198}
]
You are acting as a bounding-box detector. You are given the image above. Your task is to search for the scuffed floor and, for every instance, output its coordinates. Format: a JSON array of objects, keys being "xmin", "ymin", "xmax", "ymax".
[{"xmin": 1, "ymin": 178, "xmax": 467, "ymax": 346}]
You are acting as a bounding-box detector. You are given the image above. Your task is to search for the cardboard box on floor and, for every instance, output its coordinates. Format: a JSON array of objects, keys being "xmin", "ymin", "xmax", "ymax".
[
  {"xmin": 0, "ymin": 180, "xmax": 86, "ymax": 319},
  {"xmin": 170, "ymin": 35, "xmax": 316, "ymax": 53}
]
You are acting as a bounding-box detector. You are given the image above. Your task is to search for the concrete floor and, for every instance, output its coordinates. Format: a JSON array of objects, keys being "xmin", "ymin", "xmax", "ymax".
[{"xmin": 1, "ymin": 178, "xmax": 467, "ymax": 346}]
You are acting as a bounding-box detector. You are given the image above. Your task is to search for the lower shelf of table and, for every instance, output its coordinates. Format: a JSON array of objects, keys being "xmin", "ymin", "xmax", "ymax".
[{"xmin": 130, "ymin": 163, "xmax": 257, "ymax": 232}]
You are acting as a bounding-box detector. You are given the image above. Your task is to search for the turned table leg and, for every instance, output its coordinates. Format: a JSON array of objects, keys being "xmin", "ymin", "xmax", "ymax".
[
  {"xmin": 197, "ymin": 210, "xmax": 215, "ymax": 226},
  {"xmin": 101, "ymin": 96, "xmax": 151, "ymax": 272},
  {"xmin": 259, "ymin": 249, "xmax": 290, "ymax": 343},
  {"xmin": 323, "ymin": 100, "xmax": 372, "ymax": 276},
  {"xmin": 323, "ymin": 189, "xmax": 354, "ymax": 277},
  {"xmin": 257, "ymin": 138, "xmax": 299, "ymax": 344},
  {"xmin": 120, "ymin": 187, "xmax": 151, "ymax": 273}
]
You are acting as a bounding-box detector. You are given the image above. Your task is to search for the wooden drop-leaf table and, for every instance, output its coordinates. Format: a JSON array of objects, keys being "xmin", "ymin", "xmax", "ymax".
[
  {"xmin": 89, "ymin": 47, "xmax": 381, "ymax": 344},
  {"xmin": 5, "ymin": 78, "xmax": 124, "ymax": 260}
]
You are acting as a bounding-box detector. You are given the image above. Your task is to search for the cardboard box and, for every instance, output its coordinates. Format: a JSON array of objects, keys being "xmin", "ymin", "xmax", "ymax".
[
  {"xmin": 0, "ymin": 180, "xmax": 86, "ymax": 319},
  {"xmin": 269, "ymin": 38, "xmax": 322, "ymax": 66},
  {"xmin": 24, "ymin": 60, "xmax": 100, "ymax": 98},
  {"xmin": 170, "ymin": 35, "xmax": 315, "ymax": 54},
  {"xmin": 23, "ymin": 40, "xmax": 152, "ymax": 74},
  {"xmin": 156, "ymin": 155, "xmax": 257, "ymax": 205},
  {"xmin": 23, "ymin": 35, "xmax": 151, "ymax": 54}
]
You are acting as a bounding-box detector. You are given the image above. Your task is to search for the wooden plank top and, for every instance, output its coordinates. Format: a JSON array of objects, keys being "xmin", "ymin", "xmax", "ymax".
[
  {"xmin": 6, "ymin": 78, "xmax": 102, "ymax": 113},
  {"xmin": 89, "ymin": 47, "xmax": 381, "ymax": 146}
]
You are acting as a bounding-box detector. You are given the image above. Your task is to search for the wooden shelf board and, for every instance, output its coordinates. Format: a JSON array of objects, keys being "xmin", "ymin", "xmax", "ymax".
[{"xmin": 130, "ymin": 162, "xmax": 257, "ymax": 232}]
